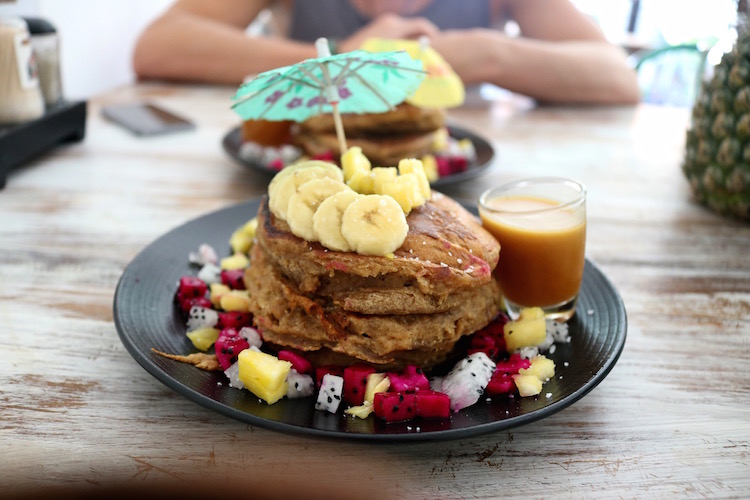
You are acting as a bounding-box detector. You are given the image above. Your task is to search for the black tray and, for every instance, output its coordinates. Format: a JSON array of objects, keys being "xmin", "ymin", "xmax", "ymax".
[{"xmin": 0, "ymin": 100, "xmax": 87, "ymax": 189}]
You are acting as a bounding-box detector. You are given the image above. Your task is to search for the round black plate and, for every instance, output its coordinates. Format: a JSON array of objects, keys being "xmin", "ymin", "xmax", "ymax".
[
  {"xmin": 114, "ymin": 199, "xmax": 627, "ymax": 441},
  {"xmin": 221, "ymin": 125, "xmax": 495, "ymax": 188}
]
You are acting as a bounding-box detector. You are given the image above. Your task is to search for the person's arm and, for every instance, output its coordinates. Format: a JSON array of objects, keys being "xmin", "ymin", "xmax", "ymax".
[
  {"xmin": 133, "ymin": 0, "xmax": 439, "ymax": 84},
  {"xmin": 430, "ymin": 0, "xmax": 640, "ymax": 104}
]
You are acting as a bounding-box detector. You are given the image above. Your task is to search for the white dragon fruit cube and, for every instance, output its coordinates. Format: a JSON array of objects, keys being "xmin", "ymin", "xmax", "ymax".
[
  {"xmin": 238, "ymin": 327, "xmax": 262, "ymax": 348},
  {"xmin": 315, "ymin": 374, "xmax": 344, "ymax": 413},
  {"xmin": 197, "ymin": 263, "xmax": 222, "ymax": 284},
  {"xmin": 224, "ymin": 362, "xmax": 244, "ymax": 390},
  {"xmin": 286, "ymin": 369, "xmax": 315, "ymax": 399},
  {"xmin": 186, "ymin": 306, "xmax": 219, "ymax": 331},
  {"xmin": 440, "ymin": 352, "xmax": 496, "ymax": 412}
]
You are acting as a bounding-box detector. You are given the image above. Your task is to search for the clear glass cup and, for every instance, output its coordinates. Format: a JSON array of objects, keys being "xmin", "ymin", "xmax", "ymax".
[{"xmin": 478, "ymin": 177, "xmax": 587, "ymax": 321}]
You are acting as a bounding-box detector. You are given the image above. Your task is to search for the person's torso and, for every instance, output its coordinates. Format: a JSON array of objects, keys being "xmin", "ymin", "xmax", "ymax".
[{"xmin": 288, "ymin": 0, "xmax": 494, "ymax": 42}]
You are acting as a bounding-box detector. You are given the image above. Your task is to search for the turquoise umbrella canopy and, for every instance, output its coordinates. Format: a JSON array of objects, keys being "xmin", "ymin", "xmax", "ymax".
[{"xmin": 231, "ymin": 38, "xmax": 425, "ymax": 154}]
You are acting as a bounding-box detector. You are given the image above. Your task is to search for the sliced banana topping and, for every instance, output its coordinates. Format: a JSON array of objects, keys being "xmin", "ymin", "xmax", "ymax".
[
  {"xmin": 341, "ymin": 194, "xmax": 409, "ymax": 256},
  {"xmin": 313, "ymin": 190, "xmax": 363, "ymax": 252},
  {"xmin": 269, "ymin": 165, "xmax": 342, "ymax": 221},
  {"xmin": 287, "ymin": 178, "xmax": 351, "ymax": 242}
]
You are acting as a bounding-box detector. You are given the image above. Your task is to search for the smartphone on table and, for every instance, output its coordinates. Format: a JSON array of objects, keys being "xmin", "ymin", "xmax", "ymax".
[{"xmin": 102, "ymin": 102, "xmax": 195, "ymax": 136}]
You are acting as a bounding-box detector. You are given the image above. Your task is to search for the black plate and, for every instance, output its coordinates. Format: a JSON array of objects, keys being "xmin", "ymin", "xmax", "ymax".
[
  {"xmin": 114, "ymin": 199, "xmax": 627, "ymax": 441},
  {"xmin": 221, "ymin": 124, "xmax": 494, "ymax": 188}
]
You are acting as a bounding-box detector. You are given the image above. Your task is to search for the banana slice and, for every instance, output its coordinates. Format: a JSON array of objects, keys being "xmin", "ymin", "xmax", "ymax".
[
  {"xmin": 313, "ymin": 190, "xmax": 363, "ymax": 252},
  {"xmin": 341, "ymin": 194, "xmax": 409, "ymax": 256},
  {"xmin": 287, "ymin": 178, "xmax": 351, "ymax": 242},
  {"xmin": 268, "ymin": 160, "xmax": 343, "ymax": 204},
  {"xmin": 269, "ymin": 165, "xmax": 342, "ymax": 221}
]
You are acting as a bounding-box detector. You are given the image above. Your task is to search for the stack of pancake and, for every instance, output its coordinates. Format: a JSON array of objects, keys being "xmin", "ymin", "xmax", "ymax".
[
  {"xmin": 291, "ymin": 103, "xmax": 446, "ymax": 166},
  {"xmin": 244, "ymin": 191, "xmax": 502, "ymax": 371}
]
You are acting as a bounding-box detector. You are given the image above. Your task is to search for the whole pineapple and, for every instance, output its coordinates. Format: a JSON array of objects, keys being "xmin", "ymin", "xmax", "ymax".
[{"xmin": 683, "ymin": 19, "xmax": 750, "ymax": 221}]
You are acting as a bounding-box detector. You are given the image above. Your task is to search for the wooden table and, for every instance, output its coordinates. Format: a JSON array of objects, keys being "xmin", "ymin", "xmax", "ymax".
[{"xmin": 2, "ymin": 83, "xmax": 749, "ymax": 499}]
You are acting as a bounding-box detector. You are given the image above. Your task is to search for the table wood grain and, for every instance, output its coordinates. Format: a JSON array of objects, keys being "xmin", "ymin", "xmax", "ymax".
[{"xmin": 1, "ymin": 83, "xmax": 749, "ymax": 499}]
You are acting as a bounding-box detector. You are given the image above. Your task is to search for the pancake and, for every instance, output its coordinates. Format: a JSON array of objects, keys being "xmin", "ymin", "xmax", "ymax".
[
  {"xmin": 255, "ymin": 191, "xmax": 499, "ymax": 306},
  {"xmin": 244, "ymin": 191, "xmax": 502, "ymax": 370},
  {"xmin": 292, "ymin": 129, "xmax": 439, "ymax": 166},
  {"xmin": 245, "ymin": 243, "xmax": 501, "ymax": 370},
  {"xmin": 292, "ymin": 103, "xmax": 446, "ymax": 166},
  {"xmin": 298, "ymin": 103, "xmax": 445, "ymax": 136}
]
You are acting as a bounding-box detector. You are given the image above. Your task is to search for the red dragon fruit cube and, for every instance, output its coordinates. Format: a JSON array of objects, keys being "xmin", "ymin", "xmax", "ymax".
[
  {"xmin": 387, "ymin": 365, "xmax": 430, "ymax": 393},
  {"xmin": 277, "ymin": 350, "xmax": 313, "ymax": 375},
  {"xmin": 217, "ymin": 311, "xmax": 253, "ymax": 330},
  {"xmin": 178, "ymin": 295, "xmax": 213, "ymax": 314},
  {"xmin": 343, "ymin": 363, "xmax": 376, "ymax": 406},
  {"xmin": 485, "ymin": 371, "xmax": 516, "ymax": 395},
  {"xmin": 467, "ymin": 333, "xmax": 500, "ymax": 359},
  {"xmin": 177, "ymin": 276, "xmax": 207, "ymax": 298},
  {"xmin": 220, "ymin": 269, "xmax": 246, "ymax": 290},
  {"xmin": 494, "ymin": 353, "xmax": 531, "ymax": 374},
  {"xmin": 373, "ymin": 392, "xmax": 418, "ymax": 422},
  {"xmin": 415, "ymin": 391, "xmax": 451, "ymax": 419},
  {"xmin": 214, "ymin": 328, "xmax": 250, "ymax": 370}
]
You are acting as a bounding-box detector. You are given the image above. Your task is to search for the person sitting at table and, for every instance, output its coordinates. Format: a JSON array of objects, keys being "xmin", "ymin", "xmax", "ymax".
[{"xmin": 132, "ymin": 0, "xmax": 640, "ymax": 105}]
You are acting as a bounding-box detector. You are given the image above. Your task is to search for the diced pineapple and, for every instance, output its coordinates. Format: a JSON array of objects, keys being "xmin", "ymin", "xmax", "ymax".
[
  {"xmin": 346, "ymin": 169, "xmax": 375, "ymax": 194},
  {"xmin": 341, "ymin": 146, "xmax": 371, "ymax": 182},
  {"xmin": 220, "ymin": 252, "xmax": 250, "ymax": 270},
  {"xmin": 519, "ymin": 355, "xmax": 556, "ymax": 381},
  {"xmin": 229, "ymin": 217, "xmax": 259, "ymax": 254},
  {"xmin": 237, "ymin": 349, "xmax": 292, "ymax": 405},
  {"xmin": 397, "ymin": 158, "xmax": 431, "ymax": 200},
  {"xmin": 345, "ymin": 403, "xmax": 374, "ymax": 419},
  {"xmin": 186, "ymin": 327, "xmax": 220, "ymax": 351},
  {"xmin": 229, "ymin": 229, "xmax": 253, "ymax": 254},
  {"xmin": 504, "ymin": 307, "xmax": 546, "ymax": 352},
  {"xmin": 383, "ymin": 173, "xmax": 426, "ymax": 213},
  {"xmin": 513, "ymin": 374, "xmax": 543, "ymax": 397},
  {"xmin": 209, "ymin": 283, "xmax": 231, "ymax": 308},
  {"xmin": 219, "ymin": 290, "xmax": 252, "ymax": 312},
  {"xmin": 363, "ymin": 372, "xmax": 390, "ymax": 404},
  {"xmin": 241, "ymin": 217, "xmax": 258, "ymax": 237},
  {"xmin": 421, "ymin": 154, "xmax": 439, "ymax": 183},
  {"xmin": 371, "ymin": 167, "xmax": 398, "ymax": 194},
  {"xmin": 432, "ymin": 128, "xmax": 449, "ymax": 153}
]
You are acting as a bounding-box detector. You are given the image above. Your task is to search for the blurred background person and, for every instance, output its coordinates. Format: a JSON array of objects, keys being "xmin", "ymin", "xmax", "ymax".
[{"xmin": 132, "ymin": 0, "xmax": 640, "ymax": 105}]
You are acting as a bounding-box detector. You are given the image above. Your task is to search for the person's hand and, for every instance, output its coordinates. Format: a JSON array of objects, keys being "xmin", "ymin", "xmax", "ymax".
[
  {"xmin": 430, "ymin": 29, "xmax": 497, "ymax": 85},
  {"xmin": 338, "ymin": 14, "xmax": 440, "ymax": 53}
]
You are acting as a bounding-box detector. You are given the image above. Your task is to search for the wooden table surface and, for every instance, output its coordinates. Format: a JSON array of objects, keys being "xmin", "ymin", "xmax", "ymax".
[{"xmin": 2, "ymin": 83, "xmax": 749, "ymax": 499}]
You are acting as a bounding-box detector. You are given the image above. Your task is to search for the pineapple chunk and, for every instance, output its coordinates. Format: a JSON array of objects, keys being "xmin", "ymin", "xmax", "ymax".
[
  {"xmin": 513, "ymin": 374, "xmax": 543, "ymax": 397},
  {"xmin": 341, "ymin": 146, "xmax": 371, "ymax": 182},
  {"xmin": 432, "ymin": 128, "xmax": 449, "ymax": 153},
  {"xmin": 421, "ymin": 154, "xmax": 439, "ymax": 183},
  {"xmin": 219, "ymin": 290, "xmax": 251, "ymax": 312},
  {"xmin": 186, "ymin": 327, "xmax": 220, "ymax": 351},
  {"xmin": 518, "ymin": 355, "xmax": 556, "ymax": 382},
  {"xmin": 237, "ymin": 349, "xmax": 292, "ymax": 405},
  {"xmin": 383, "ymin": 173, "xmax": 426, "ymax": 213},
  {"xmin": 345, "ymin": 403, "xmax": 374, "ymax": 419},
  {"xmin": 346, "ymin": 169, "xmax": 375, "ymax": 194},
  {"xmin": 220, "ymin": 252, "xmax": 250, "ymax": 270},
  {"xmin": 229, "ymin": 229, "xmax": 253, "ymax": 254},
  {"xmin": 397, "ymin": 158, "xmax": 431, "ymax": 200},
  {"xmin": 504, "ymin": 307, "xmax": 546, "ymax": 352},
  {"xmin": 209, "ymin": 283, "xmax": 231, "ymax": 308},
  {"xmin": 371, "ymin": 167, "xmax": 398, "ymax": 194},
  {"xmin": 363, "ymin": 372, "xmax": 390, "ymax": 404},
  {"xmin": 229, "ymin": 217, "xmax": 258, "ymax": 254}
]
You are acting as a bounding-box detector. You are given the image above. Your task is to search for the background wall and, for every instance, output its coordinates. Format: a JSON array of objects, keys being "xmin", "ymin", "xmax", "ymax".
[
  {"xmin": 0, "ymin": 0, "xmax": 172, "ymax": 100},
  {"xmin": 0, "ymin": 0, "xmax": 738, "ymax": 100}
]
